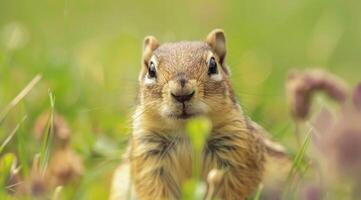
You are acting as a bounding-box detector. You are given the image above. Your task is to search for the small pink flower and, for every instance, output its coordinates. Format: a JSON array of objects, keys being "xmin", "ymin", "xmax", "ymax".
[
  {"xmin": 312, "ymin": 84, "xmax": 361, "ymax": 177},
  {"xmin": 287, "ymin": 69, "xmax": 349, "ymax": 120}
]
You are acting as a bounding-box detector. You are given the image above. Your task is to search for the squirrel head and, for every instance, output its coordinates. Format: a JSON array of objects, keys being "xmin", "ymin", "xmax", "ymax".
[{"xmin": 138, "ymin": 29, "xmax": 236, "ymax": 120}]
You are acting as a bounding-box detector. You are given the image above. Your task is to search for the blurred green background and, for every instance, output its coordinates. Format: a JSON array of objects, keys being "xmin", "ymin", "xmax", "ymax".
[{"xmin": 1, "ymin": 0, "xmax": 360, "ymax": 198}]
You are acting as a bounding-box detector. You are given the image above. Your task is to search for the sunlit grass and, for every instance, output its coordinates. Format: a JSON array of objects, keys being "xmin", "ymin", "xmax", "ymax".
[{"xmin": 0, "ymin": 75, "xmax": 41, "ymax": 125}]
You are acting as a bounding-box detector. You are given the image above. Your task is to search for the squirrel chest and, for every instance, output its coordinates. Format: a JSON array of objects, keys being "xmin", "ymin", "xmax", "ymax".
[{"xmin": 128, "ymin": 109, "xmax": 265, "ymax": 200}]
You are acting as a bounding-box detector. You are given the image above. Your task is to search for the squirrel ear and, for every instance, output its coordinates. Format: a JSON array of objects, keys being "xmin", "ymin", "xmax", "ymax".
[
  {"xmin": 139, "ymin": 36, "xmax": 159, "ymax": 82},
  {"xmin": 206, "ymin": 29, "xmax": 227, "ymax": 64},
  {"xmin": 142, "ymin": 36, "xmax": 159, "ymax": 66}
]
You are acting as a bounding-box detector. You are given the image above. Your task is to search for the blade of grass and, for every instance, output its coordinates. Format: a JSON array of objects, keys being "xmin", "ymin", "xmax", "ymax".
[
  {"xmin": 0, "ymin": 153, "xmax": 17, "ymax": 190},
  {"xmin": 183, "ymin": 117, "xmax": 211, "ymax": 199},
  {"xmin": 0, "ymin": 74, "xmax": 42, "ymax": 125},
  {"xmin": 186, "ymin": 117, "xmax": 211, "ymax": 178},
  {"xmin": 283, "ymin": 127, "xmax": 312, "ymax": 198},
  {"xmin": 39, "ymin": 90, "xmax": 55, "ymax": 176},
  {"xmin": 0, "ymin": 116, "xmax": 27, "ymax": 154},
  {"xmin": 253, "ymin": 184, "xmax": 264, "ymax": 200},
  {"xmin": 287, "ymin": 132, "xmax": 311, "ymax": 179},
  {"xmin": 52, "ymin": 186, "xmax": 63, "ymax": 200},
  {"xmin": 16, "ymin": 118, "xmax": 29, "ymax": 177}
]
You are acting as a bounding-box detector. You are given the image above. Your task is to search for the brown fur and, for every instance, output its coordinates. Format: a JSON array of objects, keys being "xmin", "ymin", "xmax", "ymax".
[{"xmin": 110, "ymin": 29, "xmax": 288, "ymax": 200}]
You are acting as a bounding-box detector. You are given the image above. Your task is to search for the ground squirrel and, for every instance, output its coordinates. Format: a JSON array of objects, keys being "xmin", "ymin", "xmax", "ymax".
[{"xmin": 110, "ymin": 29, "xmax": 289, "ymax": 200}]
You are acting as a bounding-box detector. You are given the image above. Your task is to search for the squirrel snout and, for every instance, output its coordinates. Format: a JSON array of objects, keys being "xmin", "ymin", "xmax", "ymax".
[
  {"xmin": 169, "ymin": 75, "xmax": 196, "ymax": 103},
  {"xmin": 171, "ymin": 91, "xmax": 194, "ymax": 103}
]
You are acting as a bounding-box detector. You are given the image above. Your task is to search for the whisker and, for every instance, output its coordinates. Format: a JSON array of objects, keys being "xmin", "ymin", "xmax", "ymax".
[
  {"xmin": 128, "ymin": 102, "xmax": 161, "ymax": 125},
  {"xmin": 6, "ymin": 181, "xmax": 26, "ymax": 189}
]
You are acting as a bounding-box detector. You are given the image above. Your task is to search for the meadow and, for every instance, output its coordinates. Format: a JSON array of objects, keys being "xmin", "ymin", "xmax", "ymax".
[{"xmin": 1, "ymin": 0, "xmax": 361, "ymax": 199}]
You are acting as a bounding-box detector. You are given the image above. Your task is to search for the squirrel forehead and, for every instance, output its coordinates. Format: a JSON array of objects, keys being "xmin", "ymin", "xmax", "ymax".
[{"xmin": 153, "ymin": 41, "xmax": 212, "ymax": 70}]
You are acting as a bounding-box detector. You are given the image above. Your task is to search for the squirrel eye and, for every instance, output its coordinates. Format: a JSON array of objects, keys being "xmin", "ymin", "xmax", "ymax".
[
  {"xmin": 208, "ymin": 57, "xmax": 218, "ymax": 75},
  {"xmin": 148, "ymin": 62, "xmax": 157, "ymax": 78}
]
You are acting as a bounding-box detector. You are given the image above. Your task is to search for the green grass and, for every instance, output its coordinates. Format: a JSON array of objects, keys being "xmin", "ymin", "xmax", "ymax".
[
  {"xmin": 183, "ymin": 117, "xmax": 211, "ymax": 199},
  {"xmin": 39, "ymin": 90, "xmax": 55, "ymax": 176},
  {"xmin": 0, "ymin": 116, "xmax": 27, "ymax": 154},
  {"xmin": 283, "ymin": 128, "xmax": 312, "ymax": 199}
]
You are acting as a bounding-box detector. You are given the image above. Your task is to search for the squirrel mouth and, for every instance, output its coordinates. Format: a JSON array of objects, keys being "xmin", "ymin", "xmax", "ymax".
[
  {"xmin": 165, "ymin": 102, "xmax": 200, "ymax": 120},
  {"xmin": 178, "ymin": 112, "xmax": 193, "ymax": 119},
  {"xmin": 176, "ymin": 104, "xmax": 194, "ymax": 119}
]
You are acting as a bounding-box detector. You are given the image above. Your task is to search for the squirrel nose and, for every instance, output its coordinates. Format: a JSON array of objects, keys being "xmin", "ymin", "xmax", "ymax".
[{"xmin": 171, "ymin": 91, "xmax": 195, "ymax": 103}]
